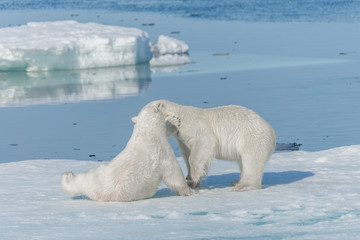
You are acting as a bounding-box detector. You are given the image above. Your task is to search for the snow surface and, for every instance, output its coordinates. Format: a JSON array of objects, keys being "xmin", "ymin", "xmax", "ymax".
[
  {"xmin": 0, "ymin": 21, "xmax": 191, "ymax": 71},
  {"xmin": 1, "ymin": 145, "xmax": 360, "ymax": 239}
]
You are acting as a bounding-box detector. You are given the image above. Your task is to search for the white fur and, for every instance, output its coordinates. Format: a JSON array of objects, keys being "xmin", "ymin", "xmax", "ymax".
[
  {"xmin": 154, "ymin": 100, "xmax": 276, "ymax": 192},
  {"xmin": 61, "ymin": 102, "xmax": 194, "ymax": 202}
]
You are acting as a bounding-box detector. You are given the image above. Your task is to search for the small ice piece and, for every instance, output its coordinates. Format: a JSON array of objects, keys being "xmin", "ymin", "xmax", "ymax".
[
  {"xmin": 156, "ymin": 35, "xmax": 189, "ymax": 55},
  {"xmin": 150, "ymin": 35, "xmax": 192, "ymax": 69},
  {"xmin": 0, "ymin": 21, "xmax": 152, "ymax": 71},
  {"xmin": 150, "ymin": 53, "xmax": 192, "ymax": 67}
]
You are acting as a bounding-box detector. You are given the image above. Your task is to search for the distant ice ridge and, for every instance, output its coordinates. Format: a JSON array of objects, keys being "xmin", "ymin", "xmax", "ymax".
[{"xmin": 0, "ymin": 21, "xmax": 191, "ymax": 72}]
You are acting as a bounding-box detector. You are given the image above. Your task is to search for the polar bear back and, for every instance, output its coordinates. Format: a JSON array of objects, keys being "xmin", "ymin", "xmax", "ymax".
[
  {"xmin": 208, "ymin": 106, "xmax": 275, "ymax": 156},
  {"xmin": 203, "ymin": 105, "xmax": 273, "ymax": 135},
  {"xmin": 177, "ymin": 105, "xmax": 276, "ymax": 161}
]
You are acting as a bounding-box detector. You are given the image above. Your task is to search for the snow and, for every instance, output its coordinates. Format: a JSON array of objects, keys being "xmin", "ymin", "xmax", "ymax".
[
  {"xmin": 1, "ymin": 145, "xmax": 360, "ymax": 239},
  {"xmin": 0, "ymin": 21, "xmax": 191, "ymax": 71}
]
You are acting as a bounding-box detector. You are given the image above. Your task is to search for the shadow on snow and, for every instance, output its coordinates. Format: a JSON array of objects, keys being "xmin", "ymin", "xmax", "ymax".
[{"xmin": 154, "ymin": 170, "xmax": 314, "ymax": 198}]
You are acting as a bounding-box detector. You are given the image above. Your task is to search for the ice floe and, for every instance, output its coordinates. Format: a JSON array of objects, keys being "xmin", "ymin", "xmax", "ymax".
[
  {"xmin": 0, "ymin": 21, "xmax": 191, "ymax": 72},
  {"xmin": 1, "ymin": 145, "xmax": 360, "ymax": 239}
]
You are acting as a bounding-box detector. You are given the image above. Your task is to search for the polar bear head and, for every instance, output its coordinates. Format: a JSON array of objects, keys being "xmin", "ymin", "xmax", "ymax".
[
  {"xmin": 142, "ymin": 100, "xmax": 182, "ymax": 137},
  {"xmin": 132, "ymin": 100, "xmax": 181, "ymax": 137},
  {"xmin": 131, "ymin": 101, "xmax": 179, "ymax": 137},
  {"xmin": 132, "ymin": 102, "xmax": 163, "ymax": 128}
]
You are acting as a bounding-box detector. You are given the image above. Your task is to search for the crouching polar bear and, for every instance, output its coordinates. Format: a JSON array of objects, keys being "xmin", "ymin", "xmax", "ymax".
[
  {"xmin": 154, "ymin": 100, "xmax": 276, "ymax": 192},
  {"xmin": 61, "ymin": 103, "xmax": 195, "ymax": 202}
]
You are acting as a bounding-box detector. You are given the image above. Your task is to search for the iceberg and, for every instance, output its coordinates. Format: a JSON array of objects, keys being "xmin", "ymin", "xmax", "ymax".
[{"xmin": 0, "ymin": 21, "xmax": 191, "ymax": 72}]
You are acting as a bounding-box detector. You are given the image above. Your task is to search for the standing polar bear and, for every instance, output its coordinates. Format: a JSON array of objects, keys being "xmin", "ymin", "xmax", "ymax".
[
  {"xmin": 61, "ymin": 102, "xmax": 195, "ymax": 202},
  {"xmin": 154, "ymin": 100, "xmax": 276, "ymax": 192}
]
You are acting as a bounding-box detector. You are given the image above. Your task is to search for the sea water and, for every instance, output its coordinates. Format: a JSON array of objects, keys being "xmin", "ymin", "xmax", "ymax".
[{"xmin": 0, "ymin": 2, "xmax": 360, "ymax": 162}]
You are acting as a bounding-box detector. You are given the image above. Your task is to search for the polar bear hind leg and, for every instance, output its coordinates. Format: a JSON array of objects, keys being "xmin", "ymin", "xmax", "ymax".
[
  {"xmin": 161, "ymin": 156, "xmax": 196, "ymax": 196},
  {"xmin": 176, "ymin": 140, "xmax": 192, "ymax": 179},
  {"xmin": 232, "ymin": 152, "xmax": 269, "ymax": 192}
]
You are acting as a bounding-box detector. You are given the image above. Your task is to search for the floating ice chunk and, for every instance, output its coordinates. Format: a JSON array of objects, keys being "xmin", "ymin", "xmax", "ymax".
[
  {"xmin": 0, "ymin": 21, "xmax": 152, "ymax": 71},
  {"xmin": 150, "ymin": 54, "xmax": 192, "ymax": 68},
  {"xmin": 156, "ymin": 35, "xmax": 189, "ymax": 55},
  {"xmin": 150, "ymin": 35, "xmax": 192, "ymax": 69}
]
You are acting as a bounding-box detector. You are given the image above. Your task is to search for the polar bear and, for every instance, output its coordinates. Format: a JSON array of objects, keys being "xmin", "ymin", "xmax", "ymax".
[
  {"xmin": 154, "ymin": 100, "xmax": 276, "ymax": 192},
  {"xmin": 61, "ymin": 102, "xmax": 195, "ymax": 202}
]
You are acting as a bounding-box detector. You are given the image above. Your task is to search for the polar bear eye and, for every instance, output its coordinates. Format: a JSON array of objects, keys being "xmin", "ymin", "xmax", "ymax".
[{"xmin": 157, "ymin": 102, "xmax": 164, "ymax": 109}]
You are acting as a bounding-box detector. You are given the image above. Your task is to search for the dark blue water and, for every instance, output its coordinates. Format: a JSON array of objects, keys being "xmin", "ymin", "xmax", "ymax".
[{"xmin": 2, "ymin": 0, "xmax": 360, "ymax": 22}]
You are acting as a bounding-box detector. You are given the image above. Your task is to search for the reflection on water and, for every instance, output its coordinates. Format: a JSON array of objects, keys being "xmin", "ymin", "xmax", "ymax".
[{"xmin": 0, "ymin": 64, "xmax": 151, "ymax": 107}]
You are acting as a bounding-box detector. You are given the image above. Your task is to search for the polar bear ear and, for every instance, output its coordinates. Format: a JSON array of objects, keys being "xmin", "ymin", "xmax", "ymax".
[{"xmin": 131, "ymin": 116, "xmax": 138, "ymax": 123}]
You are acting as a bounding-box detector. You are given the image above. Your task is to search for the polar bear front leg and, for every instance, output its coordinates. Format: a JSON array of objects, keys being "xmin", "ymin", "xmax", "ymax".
[
  {"xmin": 187, "ymin": 137, "xmax": 216, "ymax": 189},
  {"xmin": 162, "ymin": 156, "xmax": 196, "ymax": 196}
]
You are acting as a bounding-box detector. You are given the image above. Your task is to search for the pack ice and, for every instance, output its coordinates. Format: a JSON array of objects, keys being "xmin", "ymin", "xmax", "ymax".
[{"xmin": 0, "ymin": 21, "xmax": 190, "ymax": 71}]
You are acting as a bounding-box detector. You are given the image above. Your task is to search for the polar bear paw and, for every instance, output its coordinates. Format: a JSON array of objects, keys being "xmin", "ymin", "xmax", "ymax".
[
  {"xmin": 61, "ymin": 172, "xmax": 75, "ymax": 184},
  {"xmin": 61, "ymin": 172, "xmax": 78, "ymax": 196},
  {"xmin": 230, "ymin": 180, "xmax": 239, "ymax": 186},
  {"xmin": 232, "ymin": 183, "xmax": 260, "ymax": 192},
  {"xmin": 178, "ymin": 187, "xmax": 196, "ymax": 196},
  {"xmin": 165, "ymin": 115, "xmax": 181, "ymax": 128},
  {"xmin": 187, "ymin": 180, "xmax": 202, "ymax": 189}
]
